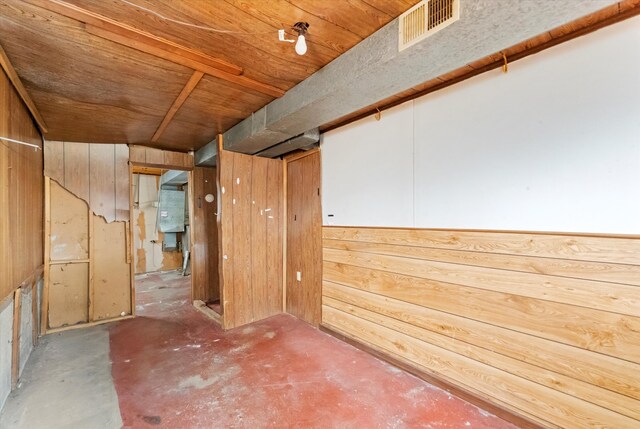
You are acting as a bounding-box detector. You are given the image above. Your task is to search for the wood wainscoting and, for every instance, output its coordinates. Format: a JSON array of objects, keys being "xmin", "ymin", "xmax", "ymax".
[
  {"xmin": 0, "ymin": 67, "xmax": 43, "ymax": 302},
  {"xmin": 321, "ymin": 226, "xmax": 640, "ymax": 429}
]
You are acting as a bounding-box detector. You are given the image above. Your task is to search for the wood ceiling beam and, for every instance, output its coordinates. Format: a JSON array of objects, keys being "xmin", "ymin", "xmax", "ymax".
[
  {"xmin": 0, "ymin": 43, "xmax": 48, "ymax": 133},
  {"xmin": 26, "ymin": 0, "xmax": 285, "ymax": 98},
  {"xmin": 152, "ymin": 70, "xmax": 204, "ymax": 142}
]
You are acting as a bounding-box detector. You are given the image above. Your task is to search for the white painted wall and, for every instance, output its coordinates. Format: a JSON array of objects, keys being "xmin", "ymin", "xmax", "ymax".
[{"xmin": 321, "ymin": 17, "xmax": 640, "ymax": 234}]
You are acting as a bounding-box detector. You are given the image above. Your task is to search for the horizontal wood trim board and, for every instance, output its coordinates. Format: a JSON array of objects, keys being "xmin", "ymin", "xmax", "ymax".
[
  {"xmin": 322, "ymin": 227, "xmax": 640, "ymax": 265},
  {"xmin": 323, "ymin": 305, "xmax": 638, "ymax": 429},
  {"xmin": 323, "ymin": 247, "xmax": 639, "ymax": 317},
  {"xmin": 319, "ymin": 325, "xmax": 546, "ymax": 429},
  {"xmin": 323, "ymin": 261, "xmax": 640, "ymax": 363},
  {"xmin": 323, "ymin": 238, "xmax": 640, "ymax": 287}
]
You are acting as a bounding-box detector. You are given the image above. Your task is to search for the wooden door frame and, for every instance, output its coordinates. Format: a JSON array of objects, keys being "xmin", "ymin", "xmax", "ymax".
[{"xmin": 129, "ymin": 162, "xmax": 194, "ymax": 316}]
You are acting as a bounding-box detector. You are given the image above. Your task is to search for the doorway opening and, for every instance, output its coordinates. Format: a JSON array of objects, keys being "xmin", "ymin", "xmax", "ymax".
[{"xmin": 132, "ymin": 168, "xmax": 191, "ymax": 310}]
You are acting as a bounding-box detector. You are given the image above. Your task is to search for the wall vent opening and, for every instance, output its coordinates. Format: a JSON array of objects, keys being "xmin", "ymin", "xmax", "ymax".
[{"xmin": 399, "ymin": 0, "xmax": 460, "ymax": 51}]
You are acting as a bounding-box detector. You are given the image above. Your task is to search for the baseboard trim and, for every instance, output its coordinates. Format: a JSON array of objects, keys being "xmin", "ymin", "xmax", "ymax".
[{"xmin": 319, "ymin": 324, "xmax": 547, "ymax": 429}]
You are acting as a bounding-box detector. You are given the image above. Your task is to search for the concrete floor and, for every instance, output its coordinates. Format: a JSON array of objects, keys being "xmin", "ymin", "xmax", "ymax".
[{"xmin": 1, "ymin": 271, "xmax": 517, "ymax": 428}]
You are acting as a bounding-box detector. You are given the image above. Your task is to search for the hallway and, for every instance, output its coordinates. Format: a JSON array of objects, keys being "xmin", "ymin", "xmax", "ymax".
[{"xmin": 1, "ymin": 272, "xmax": 516, "ymax": 428}]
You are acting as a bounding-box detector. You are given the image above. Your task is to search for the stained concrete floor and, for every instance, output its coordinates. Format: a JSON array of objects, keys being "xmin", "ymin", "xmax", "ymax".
[{"xmin": 1, "ymin": 271, "xmax": 518, "ymax": 428}]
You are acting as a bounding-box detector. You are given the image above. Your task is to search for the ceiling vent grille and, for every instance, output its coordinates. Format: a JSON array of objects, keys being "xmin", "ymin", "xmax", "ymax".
[{"xmin": 399, "ymin": 0, "xmax": 460, "ymax": 51}]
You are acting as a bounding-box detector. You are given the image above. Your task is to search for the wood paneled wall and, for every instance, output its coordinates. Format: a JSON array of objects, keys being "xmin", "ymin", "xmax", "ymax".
[
  {"xmin": 129, "ymin": 145, "xmax": 193, "ymax": 170},
  {"xmin": 191, "ymin": 166, "xmax": 219, "ymax": 303},
  {"xmin": 44, "ymin": 141, "xmax": 129, "ymax": 223},
  {"xmin": 219, "ymin": 150, "xmax": 283, "ymax": 329},
  {"xmin": 322, "ymin": 227, "xmax": 640, "ymax": 429},
  {"xmin": 286, "ymin": 151, "xmax": 322, "ymax": 326},
  {"xmin": 0, "ymin": 68, "xmax": 43, "ymax": 301},
  {"xmin": 44, "ymin": 180, "xmax": 131, "ymax": 332}
]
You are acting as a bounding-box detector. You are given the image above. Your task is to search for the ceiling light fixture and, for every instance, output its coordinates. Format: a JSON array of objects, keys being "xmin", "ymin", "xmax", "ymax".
[{"xmin": 278, "ymin": 22, "xmax": 309, "ymax": 56}]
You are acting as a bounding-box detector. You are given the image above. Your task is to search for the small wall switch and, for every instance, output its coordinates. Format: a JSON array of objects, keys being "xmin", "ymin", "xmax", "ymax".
[{"xmin": 296, "ymin": 271, "xmax": 301, "ymax": 282}]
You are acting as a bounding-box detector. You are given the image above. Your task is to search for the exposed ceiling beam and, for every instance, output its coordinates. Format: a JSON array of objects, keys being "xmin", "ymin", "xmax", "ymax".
[
  {"xmin": 151, "ymin": 70, "xmax": 204, "ymax": 142},
  {"xmin": 221, "ymin": 0, "xmax": 622, "ymax": 154},
  {"xmin": 25, "ymin": 0, "xmax": 285, "ymax": 98},
  {"xmin": 0, "ymin": 43, "xmax": 48, "ymax": 133}
]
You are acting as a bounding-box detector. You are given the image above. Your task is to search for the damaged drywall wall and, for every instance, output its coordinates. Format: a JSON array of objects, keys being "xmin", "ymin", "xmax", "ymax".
[
  {"xmin": 0, "ymin": 297, "xmax": 13, "ymax": 410},
  {"xmin": 133, "ymin": 174, "xmax": 183, "ymax": 274}
]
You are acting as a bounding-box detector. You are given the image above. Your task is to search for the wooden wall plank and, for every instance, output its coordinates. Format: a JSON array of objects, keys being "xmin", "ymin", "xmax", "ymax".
[
  {"xmin": 323, "ymin": 238, "xmax": 640, "ymax": 287},
  {"xmin": 323, "ymin": 227, "xmax": 640, "ymax": 265},
  {"xmin": 266, "ymin": 158, "xmax": 283, "ymax": 315},
  {"xmin": 129, "ymin": 145, "xmax": 146, "ymax": 163},
  {"xmin": 323, "ymin": 306, "xmax": 638, "ymax": 429},
  {"xmin": 232, "ymin": 152, "xmax": 253, "ymax": 327},
  {"xmin": 323, "ymin": 261, "xmax": 640, "ymax": 363},
  {"xmin": 218, "ymin": 149, "xmax": 283, "ymax": 329},
  {"xmin": 43, "ymin": 140, "xmax": 64, "ymax": 185},
  {"xmin": 323, "ymin": 247, "xmax": 640, "ymax": 316},
  {"xmin": 250, "ymin": 157, "xmax": 268, "ymax": 321},
  {"xmin": 323, "ymin": 286, "xmax": 640, "ymax": 408},
  {"xmin": 114, "ymin": 144, "xmax": 129, "ymax": 222},
  {"xmin": 321, "ymin": 226, "xmax": 640, "ymax": 429},
  {"xmin": 0, "ymin": 67, "xmax": 43, "ymax": 302},
  {"xmin": 63, "ymin": 142, "xmax": 90, "ymax": 202},
  {"xmin": 145, "ymin": 148, "xmax": 165, "ymax": 166},
  {"xmin": 191, "ymin": 166, "xmax": 219, "ymax": 303},
  {"xmin": 89, "ymin": 144, "xmax": 116, "ymax": 222},
  {"xmin": 219, "ymin": 150, "xmax": 235, "ymax": 328},
  {"xmin": 286, "ymin": 151, "xmax": 322, "ymax": 326}
]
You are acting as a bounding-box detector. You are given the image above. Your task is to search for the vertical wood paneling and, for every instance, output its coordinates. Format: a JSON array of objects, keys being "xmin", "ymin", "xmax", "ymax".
[
  {"xmin": 322, "ymin": 226, "xmax": 640, "ymax": 428},
  {"xmin": 232, "ymin": 152, "xmax": 253, "ymax": 327},
  {"xmin": 114, "ymin": 144, "xmax": 129, "ymax": 222},
  {"xmin": 251, "ymin": 157, "xmax": 268, "ymax": 321},
  {"xmin": 43, "ymin": 141, "xmax": 64, "ymax": 185},
  {"xmin": 286, "ymin": 151, "xmax": 322, "ymax": 326},
  {"xmin": 219, "ymin": 150, "xmax": 235, "ymax": 327},
  {"xmin": 266, "ymin": 159, "xmax": 283, "ymax": 314},
  {"xmin": 89, "ymin": 144, "xmax": 116, "ymax": 222},
  {"xmin": 219, "ymin": 150, "xmax": 284, "ymax": 329},
  {"xmin": 63, "ymin": 142, "xmax": 89, "ymax": 202},
  {"xmin": 191, "ymin": 166, "xmax": 219, "ymax": 303},
  {"xmin": 0, "ymin": 68, "xmax": 43, "ymax": 302}
]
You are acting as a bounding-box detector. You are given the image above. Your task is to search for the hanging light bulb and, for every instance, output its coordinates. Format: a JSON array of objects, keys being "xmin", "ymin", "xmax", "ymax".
[
  {"xmin": 295, "ymin": 34, "xmax": 307, "ymax": 55},
  {"xmin": 292, "ymin": 22, "xmax": 309, "ymax": 56}
]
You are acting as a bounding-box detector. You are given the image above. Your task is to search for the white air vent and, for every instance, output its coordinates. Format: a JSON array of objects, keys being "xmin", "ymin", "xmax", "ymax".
[{"xmin": 399, "ymin": 0, "xmax": 460, "ymax": 51}]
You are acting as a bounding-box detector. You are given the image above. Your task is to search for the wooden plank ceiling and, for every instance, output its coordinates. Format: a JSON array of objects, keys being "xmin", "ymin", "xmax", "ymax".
[{"xmin": 0, "ymin": 0, "xmax": 416, "ymax": 151}]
